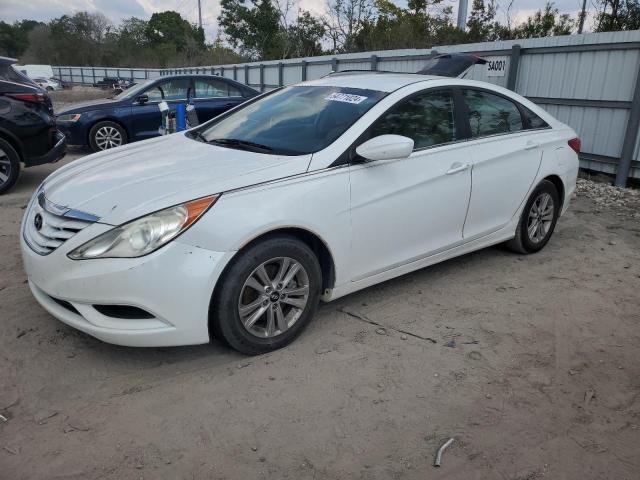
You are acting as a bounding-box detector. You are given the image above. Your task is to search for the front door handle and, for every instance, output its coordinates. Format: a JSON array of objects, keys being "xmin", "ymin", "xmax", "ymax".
[
  {"xmin": 524, "ymin": 140, "xmax": 540, "ymax": 150},
  {"xmin": 446, "ymin": 162, "xmax": 470, "ymax": 175}
]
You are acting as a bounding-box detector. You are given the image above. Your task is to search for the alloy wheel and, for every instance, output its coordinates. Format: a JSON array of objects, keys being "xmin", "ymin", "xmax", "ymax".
[
  {"xmin": 238, "ymin": 257, "xmax": 310, "ymax": 338},
  {"xmin": 0, "ymin": 148, "xmax": 11, "ymax": 187},
  {"xmin": 527, "ymin": 192, "xmax": 554, "ymax": 243},
  {"xmin": 94, "ymin": 126, "xmax": 123, "ymax": 150}
]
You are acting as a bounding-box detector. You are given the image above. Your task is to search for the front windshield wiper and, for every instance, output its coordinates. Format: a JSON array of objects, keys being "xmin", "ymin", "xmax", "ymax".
[
  {"xmin": 186, "ymin": 130, "xmax": 208, "ymax": 143},
  {"xmin": 209, "ymin": 138, "xmax": 273, "ymax": 153}
]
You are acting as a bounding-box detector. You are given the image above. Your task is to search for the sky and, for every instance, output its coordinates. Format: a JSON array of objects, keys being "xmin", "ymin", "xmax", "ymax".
[{"xmin": 0, "ymin": 0, "xmax": 600, "ymax": 43}]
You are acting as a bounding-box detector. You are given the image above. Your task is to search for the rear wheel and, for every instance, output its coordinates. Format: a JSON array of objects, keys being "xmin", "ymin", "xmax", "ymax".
[
  {"xmin": 89, "ymin": 121, "xmax": 127, "ymax": 152},
  {"xmin": 211, "ymin": 235, "xmax": 322, "ymax": 355},
  {"xmin": 506, "ymin": 179, "xmax": 560, "ymax": 254},
  {"xmin": 0, "ymin": 138, "xmax": 20, "ymax": 195}
]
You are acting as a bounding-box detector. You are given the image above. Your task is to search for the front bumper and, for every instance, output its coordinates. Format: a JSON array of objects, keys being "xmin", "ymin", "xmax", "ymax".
[
  {"xmin": 21, "ymin": 228, "xmax": 235, "ymax": 347},
  {"xmin": 24, "ymin": 131, "xmax": 67, "ymax": 167},
  {"xmin": 57, "ymin": 122, "xmax": 87, "ymax": 147}
]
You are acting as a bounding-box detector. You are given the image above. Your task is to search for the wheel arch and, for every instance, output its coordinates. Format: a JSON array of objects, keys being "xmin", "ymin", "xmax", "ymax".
[
  {"xmin": 542, "ymin": 174, "xmax": 565, "ymax": 210},
  {"xmin": 0, "ymin": 128, "xmax": 23, "ymax": 161}
]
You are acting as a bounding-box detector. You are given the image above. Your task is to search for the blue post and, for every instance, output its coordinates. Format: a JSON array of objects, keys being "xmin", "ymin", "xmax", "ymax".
[{"xmin": 175, "ymin": 104, "xmax": 187, "ymax": 132}]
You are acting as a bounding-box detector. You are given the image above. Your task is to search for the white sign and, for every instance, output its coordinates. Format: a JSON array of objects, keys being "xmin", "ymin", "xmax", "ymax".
[
  {"xmin": 486, "ymin": 56, "xmax": 508, "ymax": 77},
  {"xmin": 325, "ymin": 92, "xmax": 368, "ymax": 104}
]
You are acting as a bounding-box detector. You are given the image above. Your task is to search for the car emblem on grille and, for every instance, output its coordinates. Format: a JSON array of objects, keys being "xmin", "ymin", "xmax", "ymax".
[{"xmin": 34, "ymin": 213, "xmax": 43, "ymax": 231}]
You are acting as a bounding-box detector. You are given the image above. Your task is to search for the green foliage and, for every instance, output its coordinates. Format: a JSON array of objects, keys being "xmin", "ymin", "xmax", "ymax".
[
  {"xmin": 218, "ymin": 0, "xmax": 324, "ymax": 60},
  {"xmin": 0, "ymin": 20, "xmax": 42, "ymax": 58},
  {"xmin": 595, "ymin": 0, "xmax": 640, "ymax": 31},
  {"xmin": 511, "ymin": 2, "xmax": 574, "ymax": 38},
  {"xmin": 15, "ymin": 11, "xmax": 243, "ymax": 68}
]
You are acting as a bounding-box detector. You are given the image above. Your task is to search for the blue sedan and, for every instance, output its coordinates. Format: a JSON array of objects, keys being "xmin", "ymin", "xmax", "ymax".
[{"xmin": 56, "ymin": 75, "xmax": 258, "ymax": 151}]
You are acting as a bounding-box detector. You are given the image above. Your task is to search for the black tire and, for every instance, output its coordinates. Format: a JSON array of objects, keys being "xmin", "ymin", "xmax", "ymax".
[
  {"xmin": 211, "ymin": 235, "xmax": 322, "ymax": 355},
  {"xmin": 46, "ymin": 86, "xmax": 54, "ymax": 91},
  {"xmin": 89, "ymin": 121, "xmax": 127, "ymax": 152},
  {"xmin": 0, "ymin": 138, "xmax": 21, "ymax": 195},
  {"xmin": 506, "ymin": 179, "xmax": 561, "ymax": 254}
]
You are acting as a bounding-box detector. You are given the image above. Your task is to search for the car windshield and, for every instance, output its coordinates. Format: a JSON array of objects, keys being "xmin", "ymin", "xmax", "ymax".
[
  {"xmin": 113, "ymin": 79, "xmax": 154, "ymax": 100},
  {"xmin": 192, "ymin": 85, "xmax": 387, "ymax": 155}
]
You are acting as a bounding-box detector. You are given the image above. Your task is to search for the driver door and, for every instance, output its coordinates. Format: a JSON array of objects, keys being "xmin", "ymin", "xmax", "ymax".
[
  {"xmin": 131, "ymin": 78, "xmax": 192, "ymax": 141},
  {"xmin": 348, "ymin": 89, "xmax": 472, "ymax": 281}
]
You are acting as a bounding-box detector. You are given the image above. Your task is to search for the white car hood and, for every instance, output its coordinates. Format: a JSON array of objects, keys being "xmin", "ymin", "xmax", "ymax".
[{"xmin": 43, "ymin": 133, "xmax": 311, "ymax": 225}]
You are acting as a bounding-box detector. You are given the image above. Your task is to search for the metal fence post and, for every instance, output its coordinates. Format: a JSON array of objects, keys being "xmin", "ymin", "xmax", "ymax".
[
  {"xmin": 233, "ymin": 66, "xmax": 237, "ymax": 81},
  {"xmin": 371, "ymin": 55, "xmax": 378, "ymax": 71},
  {"xmin": 145, "ymin": 70, "xmax": 149, "ymax": 79},
  {"xmin": 244, "ymin": 65, "xmax": 249, "ymax": 85},
  {"xmin": 221, "ymin": 66, "xmax": 225, "ymax": 77},
  {"xmin": 80, "ymin": 68, "xmax": 85, "ymax": 84},
  {"xmin": 615, "ymin": 61, "xmax": 640, "ymax": 186},
  {"xmin": 259, "ymin": 64, "xmax": 265, "ymax": 92},
  {"xmin": 301, "ymin": 60, "xmax": 307, "ymax": 81},
  {"xmin": 506, "ymin": 44, "xmax": 521, "ymax": 91},
  {"xmin": 331, "ymin": 57, "xmax": 338, "ymax": 73},
  {"xmin": 278, "ymin": 62, "xmax": 284, "ymax": 86}
]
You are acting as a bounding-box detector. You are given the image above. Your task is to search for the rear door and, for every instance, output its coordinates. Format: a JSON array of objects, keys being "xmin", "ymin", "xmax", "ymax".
[
  {"xmin": 192, "ymin": 78, "xmax": 246, "ymax": 122},
  {"xmin": 130, "ymin": 78, "xmax": 192, "ymax": 141},
  {"xmin": 460, "ymin": 88, "xmax": 543, "ymax": 240}
]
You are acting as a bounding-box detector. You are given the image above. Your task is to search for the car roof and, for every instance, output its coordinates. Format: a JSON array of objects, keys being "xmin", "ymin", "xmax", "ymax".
[{"xmin": 299, "ymin": 73, "xmax": 442, "ymax": 93}]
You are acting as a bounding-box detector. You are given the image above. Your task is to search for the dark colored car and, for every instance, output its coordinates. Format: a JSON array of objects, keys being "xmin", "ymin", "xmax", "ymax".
[
  {"xmin": 0, "ymin": 57, "xmax": 66, "ymax": 194},
  {"xmin": 58, "ymin": 74, "xmax": 258, "ymax": 151}
]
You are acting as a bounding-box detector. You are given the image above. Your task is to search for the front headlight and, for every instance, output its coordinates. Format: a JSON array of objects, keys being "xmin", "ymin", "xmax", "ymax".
[
  {"xmin": 68, "ymin": 195, "xmax": 219, "ymax": 260},
  {"xmin": 57, "ymin": 113, "xmax": 81, "ymax": 122}
]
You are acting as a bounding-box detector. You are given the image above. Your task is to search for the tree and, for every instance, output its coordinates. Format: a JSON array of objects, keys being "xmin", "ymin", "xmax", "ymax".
[
  {"xmin": 323, "ymin": 0, "xmax": 375, "ymax": 53},
  {"xmin": 595, "ymin": 0, "xmax": 640, "ymax": 31},
  {"xmin": 511, "ymin": 2, "xmax": 574, "ymax": 38},
  {"xmin": 0, "ymin": 20, "xmax": 41, "ymax": 58},
  {"xmin": 219, "ymin": 0, "xmax": 282, "ymax": 60},
  {"xmin": 466, "ymin": 0, "xmax": 499, "ymax": 42},
  {"xmin": 146, "ymin": 11, "xmax": 204, "ymax": 52}
]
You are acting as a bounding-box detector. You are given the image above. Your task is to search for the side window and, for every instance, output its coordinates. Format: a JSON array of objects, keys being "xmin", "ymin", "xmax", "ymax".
[
  {"xmin": 195, "ymin": 79, "xmax": 230, "ymax": 98},
  {"xmin": 146, "ymin": 79, "xmax": 190, "ymax": 101},
  {"xmin": 371, "ymin": 90, "xmax": 456, "ymax": 149},
  {"xmin": 463, "ymin": 89, "xmax": 523, "ymax": 137},
  {"xmin": 194, "ymin": 79, "xmax": 242, "ymax": 98},
  {"xmin": 523, "ymin": 106, "xmax": 549, "ymax": 129}
]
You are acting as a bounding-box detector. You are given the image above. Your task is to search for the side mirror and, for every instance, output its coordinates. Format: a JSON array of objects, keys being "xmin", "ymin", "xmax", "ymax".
[
  {"xmin": 355, "ymin": 134, "xmax": 414, "ymax": 162},
  {"xmin": 136, "ymin": 94, "xmax": 149, "ymax": 104}
]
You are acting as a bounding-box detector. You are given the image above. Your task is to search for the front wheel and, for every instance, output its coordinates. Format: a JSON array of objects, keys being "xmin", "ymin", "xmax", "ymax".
[
  {"xmin": 211, "ymin": 235, "xmax": 322, "ymax": 355},
  {"xmin": 89, "ymin": 121, "xmax": 127, "ymax": 151},
  {"xmin": 506, "ymin": 179, "xmax": 560, "ymax": 254}
]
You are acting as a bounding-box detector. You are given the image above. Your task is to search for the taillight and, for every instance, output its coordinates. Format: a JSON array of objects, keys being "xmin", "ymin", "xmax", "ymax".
[
  {"xmin": 6, "ymin": 92, "xmax": 47, "ymax": 104},
  {"xmin": 568, "ymin": 138, "xmax": 581, "ymax": 154}
]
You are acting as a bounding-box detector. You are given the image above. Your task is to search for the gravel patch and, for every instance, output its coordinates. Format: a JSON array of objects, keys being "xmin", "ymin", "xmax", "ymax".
[{"xmin": 575, "ymin": 178, "xmax": 640, "ymax": 218}]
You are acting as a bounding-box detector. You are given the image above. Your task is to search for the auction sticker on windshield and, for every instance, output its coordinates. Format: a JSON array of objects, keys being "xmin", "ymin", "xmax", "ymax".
[{"xmin": 325, "ymin": 92, "xmax": 368, "ymax": 104}]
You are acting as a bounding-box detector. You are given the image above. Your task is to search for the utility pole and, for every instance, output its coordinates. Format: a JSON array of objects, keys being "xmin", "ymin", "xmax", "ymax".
[
  {"xmin": 197, "ymin": 0, "xmax": 203, "ymax": 30},
  {"xmin": 457, "ymin": 0, "xmax": 469, "ymax": 30},
  {"xmin": 578, "ymin": 0, "xmax": 587, "ymax": 34}
]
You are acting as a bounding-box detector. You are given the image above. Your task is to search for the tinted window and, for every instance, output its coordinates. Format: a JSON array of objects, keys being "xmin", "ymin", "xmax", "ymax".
[
  {"xmin": 146, "ymin": 79, "xmax": 190, "ymax": 101},
  {"xmin": 463, "ymin": 89, "xmax": 523, "ymax": 137},
  {"xmin": 196, "ymin": 86, "xmax": 387, "ymax": 155},
  {"xmin": 195, "ymin": 79, "xmax": 241, "ymax": 98},
  {"xmin": 371, "ymin": 90, "xmax": 456, "ymax": 149},
  {"xmin": 523, "ymin": 106, "xmax": 549, "ymax": 129}
]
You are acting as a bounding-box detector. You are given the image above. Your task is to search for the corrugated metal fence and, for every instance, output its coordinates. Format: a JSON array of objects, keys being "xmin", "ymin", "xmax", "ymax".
[
  {"xmin": 53, "ymin": 66, "xmax": 163, "ymax": 84},
  {"xmin": 54, "ymin": 31, "xmax": 640, "ymax": 184}
]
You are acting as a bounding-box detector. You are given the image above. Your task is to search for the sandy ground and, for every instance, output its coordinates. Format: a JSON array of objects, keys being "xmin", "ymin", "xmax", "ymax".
[{"xmin": 1, "ymin": 151, "xmax": 640, "ymax": 479}]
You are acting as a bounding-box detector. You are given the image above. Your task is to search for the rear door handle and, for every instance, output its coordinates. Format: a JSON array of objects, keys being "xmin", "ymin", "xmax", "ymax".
[
  {"xmin": 446, "ymin": 162, "xmax": 470, "ymax": 175},
  {"xmin": 524, "ymin": 141, "xmax": 540, "ymax": 150}
]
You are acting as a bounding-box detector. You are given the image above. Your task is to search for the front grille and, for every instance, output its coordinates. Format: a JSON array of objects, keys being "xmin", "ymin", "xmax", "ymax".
[{"xmin": 24, "ymin": 191, "xmax": 95, "ymax": 255}]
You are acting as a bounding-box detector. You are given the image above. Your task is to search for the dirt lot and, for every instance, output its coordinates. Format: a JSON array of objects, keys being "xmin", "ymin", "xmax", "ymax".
[{"xmin": 1, "ymin": 152, "xmax": 640, "ymax": 479}]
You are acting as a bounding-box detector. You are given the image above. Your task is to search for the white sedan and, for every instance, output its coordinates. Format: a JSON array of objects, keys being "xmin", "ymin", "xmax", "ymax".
[{"xmin": 21, "ymin": 73, "xmax": 579, "ymax": 354}]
